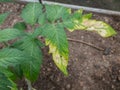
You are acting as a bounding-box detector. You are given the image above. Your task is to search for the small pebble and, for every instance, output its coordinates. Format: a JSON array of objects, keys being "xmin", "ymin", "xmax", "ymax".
[{"xmin": 66, "ymin": 84, "xmax": 71, "ymax": 89}]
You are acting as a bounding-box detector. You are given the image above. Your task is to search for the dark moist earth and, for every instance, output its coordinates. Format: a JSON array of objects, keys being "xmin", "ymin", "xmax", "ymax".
[{"xmin": 0, "ymin": 3, "xmax": 120, "ymax": 90}]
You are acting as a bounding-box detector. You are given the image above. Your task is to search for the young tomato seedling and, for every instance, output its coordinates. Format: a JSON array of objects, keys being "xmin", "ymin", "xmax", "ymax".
[{"xmin": 0, "ymin": 2, "xmax": 116, "ymax": 90}]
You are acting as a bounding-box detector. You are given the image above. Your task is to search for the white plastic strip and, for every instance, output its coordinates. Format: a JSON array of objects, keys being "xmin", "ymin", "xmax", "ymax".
[{"xmin": 20, "ymin": 0, "xmax": 120, "ymax": 16}]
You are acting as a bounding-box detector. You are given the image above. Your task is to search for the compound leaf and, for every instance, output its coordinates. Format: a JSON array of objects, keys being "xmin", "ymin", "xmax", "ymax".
[
  {"xmin": 33, "ymin": 5, "xmax": 116, "ymax": 76},
  {"xmin": 21, "ymin": 3, "xmax": 42, "ymax": 25}
]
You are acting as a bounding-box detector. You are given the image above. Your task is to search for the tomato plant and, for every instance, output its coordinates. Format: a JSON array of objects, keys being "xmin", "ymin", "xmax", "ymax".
[{"xmin": 0, "ymin": 2, "xmax": 116, "ymax": 90}]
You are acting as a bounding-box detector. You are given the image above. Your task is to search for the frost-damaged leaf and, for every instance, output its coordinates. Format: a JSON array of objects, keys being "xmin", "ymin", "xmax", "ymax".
[
  {"xmin": 79, "ymin": 19, "xmax": 117, "ymax": 37},
  {"xmin": 46, "ymin": 40, "xmax": 68, "ymax": 75},
  {"xmin": 0, "ymin": 72, "xmax": 17, "ymax": 90},
  {"xmin": 21, "ymin": 3, "xmax": 42, "ymax": 25},
  {"xmin": 66, "ymin": 11, "xmax": 116, "ymax": 37},
  {"xmin": 0, "ymin": 12, "xmax": 10, "ymax": 25},
  {"xmin": 13, "ymin": 36, "xmax": 42, "ymax": 81},
  {"xmin": 45, "ymin": 4, "xmax": 71, "ymax": 22},
  {"xmin": 36, "ymin": 24, "xmax": 69, "ymax": 75},
  {"xmin": 0, "ymin": 28, "xmax": 25, "ymax": 42}
]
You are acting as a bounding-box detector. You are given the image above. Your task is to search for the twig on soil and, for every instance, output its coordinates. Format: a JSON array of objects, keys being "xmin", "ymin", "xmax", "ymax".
[{"xmin": 67, "ymin": 38, "xmax": 104, "ymax": 51}]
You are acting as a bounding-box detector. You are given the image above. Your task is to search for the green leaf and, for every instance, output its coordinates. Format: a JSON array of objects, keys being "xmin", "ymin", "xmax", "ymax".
[
  {"xmin": 35, "ymin": 38, "xmax": 45, "ymax": 47},
  {"xmin": 21, "ymin": 57, "xmax": 41, "ymax": 81},
  {"xmin": 21, "ymin": 3, "xmax": 43, "ymax": 25},
  {"xmin": 13, "ymin": 36, "xmax": 42, "ymax": 81},
  {"xmin": 82, "ymin": 13, "xmax": 92, "ymax": 19},
  {"xmin": 13, "ymin": 22, "xmax": 27, "ymax": 31},
  {"xmin": 0, "ymin": 47, "xmax": 42, "ymax": 81},
  {"xmin": 0, "ymin": 72, "xmax": 17, "ymax": 90},
  {"xmin": 38, "ymin": 13, "xmax": 46, "ymax": 25},
  {"xmin": 33, "ymin": 26, "xmax": 44, "ymax": 37},
  {"xmin": 9, "ymin": 65, "xmax": 23, "ymax": 79},
  {"xmin": 0, "ymin": 28, "xmax": 25, "ymax": 42},
  {"xmin": 13, "ymin": 36, "xmax": 42, "ymax": 61},
  {"xmin": 0, "ymin": 66, "xmax": 17, "ymax": 87},
  {"xmin": 45, "ymin": 4, "xmax": 71, "ymax": 22},
  {"xmin": 0, "ymin": 12, "xmax": 10, "ymax": 25},
  {"xmin": 0, "ymin": 66, "xmax": 13, "ymax": 78},
  {"xmin": 71, "ymin": 9, "xmax": 83, "ymax": 20},
  {"xmin": 36, "ymin": 24, "xmax": 69, "ymax": 75},
  {"xmin": 0, "ymin": 48, "xmax": 33, "ymax": 68},
  {"xmin": 14, "ymin": 65, "xmax": 23, "ymax": 78},
  {"xmin": 63, "ymin": 9, "xmax": 83, "ymax": 30}
]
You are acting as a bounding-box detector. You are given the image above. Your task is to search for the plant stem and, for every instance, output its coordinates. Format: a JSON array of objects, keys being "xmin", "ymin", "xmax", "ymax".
[
  {"xmin": 3, "ymin": 42, "xmax": 9, "ymax": 47},
  {"xmin": 67, "ymin": 38, "xmax": 104, "ymax": 51},
  {"xmin": 25, "ymin": 78, "xmax": 32, "ymax": 90}
]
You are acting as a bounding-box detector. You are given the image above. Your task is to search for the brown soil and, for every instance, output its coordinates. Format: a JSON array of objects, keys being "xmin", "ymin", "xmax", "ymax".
[{"xmin": 0, "ymin": 3, "xmax": 120, "ymax": 90}]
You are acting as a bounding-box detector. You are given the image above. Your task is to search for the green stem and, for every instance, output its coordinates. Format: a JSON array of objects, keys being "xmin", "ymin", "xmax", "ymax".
[
  {"xmin": 25, "ymin": 78, "xmax": 32, "ymax": 90},
  {"xmin": 32, "ymin": 25, "xmax": 35, "ymax": 33}
]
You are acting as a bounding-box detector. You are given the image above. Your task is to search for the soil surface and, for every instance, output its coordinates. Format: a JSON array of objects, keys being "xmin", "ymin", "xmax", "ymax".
[{"xmin": 0, "ymin": 3, "xmax": 120, "ymax": 90}]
